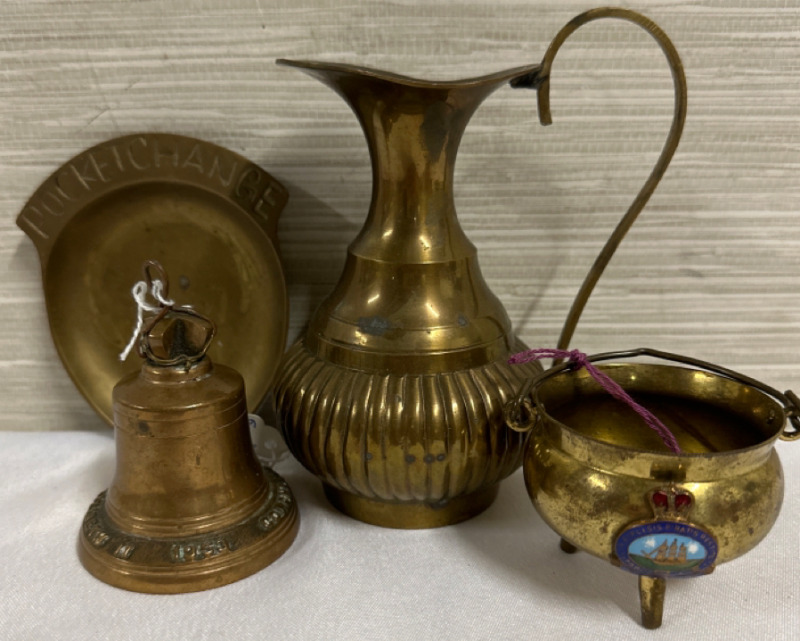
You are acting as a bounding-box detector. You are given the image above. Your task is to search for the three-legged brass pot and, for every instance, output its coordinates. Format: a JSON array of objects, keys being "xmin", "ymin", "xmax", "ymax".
[{"xmin": 506, "ymin": 348, "xmax": 800, "ymax": 628}]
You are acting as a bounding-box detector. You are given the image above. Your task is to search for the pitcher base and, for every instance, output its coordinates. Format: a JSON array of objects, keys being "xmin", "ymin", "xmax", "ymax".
[{"xmin": 322, "ymin": 483, "xmax": 499, "ymax": 529}]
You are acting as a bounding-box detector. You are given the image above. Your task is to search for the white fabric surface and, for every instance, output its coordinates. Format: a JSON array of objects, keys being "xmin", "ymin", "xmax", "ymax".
[{"xmin": 1, "ymin": 430, "xmax": 798, "ymax": 641}]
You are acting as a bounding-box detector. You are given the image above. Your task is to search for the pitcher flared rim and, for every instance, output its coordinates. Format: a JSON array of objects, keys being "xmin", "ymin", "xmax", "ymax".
[{"xmin": 276, "ymin": 58, "xmax": 541, "ymax": 90}]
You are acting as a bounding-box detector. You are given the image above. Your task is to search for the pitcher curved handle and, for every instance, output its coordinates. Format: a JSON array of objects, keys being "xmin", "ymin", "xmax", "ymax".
[{"xmin": 512, "ymin": 7, "xmax": 687, "ymax": 354}]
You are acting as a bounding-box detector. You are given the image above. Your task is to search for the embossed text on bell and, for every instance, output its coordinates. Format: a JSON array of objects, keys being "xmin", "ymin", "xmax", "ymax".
[{"xmin": 77, "ymin": 262, "xmax": 298, "ymax": 593}]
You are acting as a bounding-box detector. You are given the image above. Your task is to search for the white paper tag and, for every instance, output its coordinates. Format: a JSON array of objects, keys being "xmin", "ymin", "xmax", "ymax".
[{"xmin": 248, "ymin": 413, "xmax": 291, "ymax": 467}]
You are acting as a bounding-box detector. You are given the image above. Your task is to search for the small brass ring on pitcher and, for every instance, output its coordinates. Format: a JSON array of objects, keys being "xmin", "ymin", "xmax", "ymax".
[
  {"xmin": 780, "ymin": 391, "xmax": 800, "ymax": 441},
  {"xmin": 504, "ymin": 397, "xmax": 538, "ymax": 433}
]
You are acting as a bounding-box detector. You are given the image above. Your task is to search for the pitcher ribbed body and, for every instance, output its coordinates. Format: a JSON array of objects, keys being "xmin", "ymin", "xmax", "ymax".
[{"xmin": 273, "ymin": 60, "xmax": 543, "ymax": 528}]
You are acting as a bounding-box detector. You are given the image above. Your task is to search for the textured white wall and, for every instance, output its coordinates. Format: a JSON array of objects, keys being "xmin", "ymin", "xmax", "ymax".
[{"xmin": 2, "ymin": 0, "xmax": 799, "ymax": 430}]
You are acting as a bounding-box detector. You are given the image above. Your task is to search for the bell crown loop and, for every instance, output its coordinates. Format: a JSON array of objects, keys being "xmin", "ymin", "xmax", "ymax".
[{"xmin": 141, "ymin": 307, "xmax": 216, "ymax": 368}]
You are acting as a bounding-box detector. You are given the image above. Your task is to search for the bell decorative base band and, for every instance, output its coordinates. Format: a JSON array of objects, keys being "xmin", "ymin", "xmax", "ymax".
[
  {"xmin": 78, "ymin": 468, "xmax": 299, "ymax": 594},
  {"xmin": 323, "ymin": 483, "xmax": 499, "ymax": 529}
]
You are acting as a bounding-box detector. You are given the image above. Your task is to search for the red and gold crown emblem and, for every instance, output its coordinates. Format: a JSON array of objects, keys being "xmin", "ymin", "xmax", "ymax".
[{"xmin": 648, "ymin": 487, "xmax": 694, "ymax": 519}]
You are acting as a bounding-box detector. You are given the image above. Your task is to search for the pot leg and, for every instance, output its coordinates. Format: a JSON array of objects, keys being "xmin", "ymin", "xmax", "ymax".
[
  {"xmin": 559, "ymin": 538, "xmax": 578, "ymax": 554},
  {"xmin": 638, "ymin": 576, "xmax": 666, "ymax": 629}
]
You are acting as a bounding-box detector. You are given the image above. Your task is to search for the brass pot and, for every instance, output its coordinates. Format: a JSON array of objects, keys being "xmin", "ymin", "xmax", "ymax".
[{"xmin": 506, "ymin": 348, "xmax": 800, "ymax": 628}]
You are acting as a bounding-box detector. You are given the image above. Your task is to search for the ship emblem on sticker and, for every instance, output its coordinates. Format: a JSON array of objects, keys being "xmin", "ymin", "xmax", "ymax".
[{"xmin": 614, "ymin": 487, "xmax": 717, "ymax": 578}]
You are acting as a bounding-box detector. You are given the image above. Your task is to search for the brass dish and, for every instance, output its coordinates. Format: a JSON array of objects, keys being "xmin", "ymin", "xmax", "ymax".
[
  {"xmin": 17, "ymin": 133, "xmax": 289, "ymax": 423},
  {"xmin": 506, "ymin": 348, "xmax": 800, "ymax": 628}
]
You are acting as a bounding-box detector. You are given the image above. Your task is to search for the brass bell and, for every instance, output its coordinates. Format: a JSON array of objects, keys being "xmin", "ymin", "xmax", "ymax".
[{"xmin": 78, "ymin": 262, "xmax": 298, "ymax": 593}]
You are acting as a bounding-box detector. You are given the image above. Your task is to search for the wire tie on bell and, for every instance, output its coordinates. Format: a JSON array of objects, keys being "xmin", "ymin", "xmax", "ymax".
[
  {"xmin": 119, "ymin": 260, "xmax": 216, "ymax": 368},
  {"xmin": 509, "ymin": 348, "xmax": 682, "ymax": 453},
  {"xmin": 119, "ymin": 261, "xmax": 174, "ymax": 362}
]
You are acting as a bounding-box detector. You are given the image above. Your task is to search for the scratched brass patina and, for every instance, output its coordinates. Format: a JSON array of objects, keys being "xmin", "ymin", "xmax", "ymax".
[
  {"xmin": 78, "ymin": 263, "xmax": 298, "ymax": 593},
  {"xmin": 17, "ymin": 133, "xmax": 289, "ymax": 424},
  {"xmin": 273, "ymin": 7, "xmax": 684, "ymax": 528},
  {"xmin": 506, "ymin": 348, "xmax": 800, "ymax": 628}
]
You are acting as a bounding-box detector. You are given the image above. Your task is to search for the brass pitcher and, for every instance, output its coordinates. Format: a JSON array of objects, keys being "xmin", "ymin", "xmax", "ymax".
[{"xmin": 274, "ymin": 7, "xmax": 685, "ymax": 528}]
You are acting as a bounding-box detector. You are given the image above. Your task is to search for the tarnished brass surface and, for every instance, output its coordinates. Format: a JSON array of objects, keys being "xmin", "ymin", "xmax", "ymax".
[
  {"xmin": 273, "ymin": 60, "xmax": 545, "ymax": 528},
  {"xmin": 508, "ymin": 350, "xmax": 798, "ymax": 628},
  {"xmin": 78, "ymin": 273, "xmax": 298, "ymax": 593},
  {"xmin": 498, "ymin": 8, "xmax": 785, "ymax": 627},
  {"xmin": 525, "ymin": 363, "xmax": 787, "ymax": 562},
  {"xmin": 17, "ymin": 133, "xmax": 289, "ymax": 424}
]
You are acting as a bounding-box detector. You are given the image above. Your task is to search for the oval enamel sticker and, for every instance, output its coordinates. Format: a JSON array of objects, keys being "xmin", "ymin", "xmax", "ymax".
[{"xmin": 615, "ymin": 520, "xmax": 718, "ymax": 577}]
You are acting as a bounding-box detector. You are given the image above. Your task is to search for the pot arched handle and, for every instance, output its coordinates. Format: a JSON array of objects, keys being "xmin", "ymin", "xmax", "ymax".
[
  {"xmin": 511, "ymin": 8, "xmax": 687, "ymax": 353},
  {"xmin": 504, "ymin": 347, "xmax": 800, "ymax": 440}
]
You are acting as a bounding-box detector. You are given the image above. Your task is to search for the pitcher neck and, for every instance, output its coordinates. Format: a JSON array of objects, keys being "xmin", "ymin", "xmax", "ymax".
[{"xmin": 278, "ymin": 60, "xmax": 540, "ymax": 263}]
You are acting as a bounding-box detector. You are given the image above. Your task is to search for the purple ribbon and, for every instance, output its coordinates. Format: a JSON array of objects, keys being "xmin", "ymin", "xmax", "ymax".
[{"xmin": 509, "ymin": 348, "xmax": 682, "ymax": 454}]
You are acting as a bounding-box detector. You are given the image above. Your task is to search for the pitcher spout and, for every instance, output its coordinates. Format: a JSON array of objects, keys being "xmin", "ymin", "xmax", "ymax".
[
  {"xmin": 276, "ymin": 58, "xmax": 540, "ymax": 265},
  {"xmin": 275, "ymin": 60, "xmax": 541, "ymax": 156},
  {"xmin": 275, "ymin": 59, "xmax": 541, "ymax": 156}
]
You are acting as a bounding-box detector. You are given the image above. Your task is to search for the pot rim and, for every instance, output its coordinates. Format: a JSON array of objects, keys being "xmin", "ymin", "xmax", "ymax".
[{"xmin": 530, "ymin": 362, "xmax": 786, "ymax": 477}]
